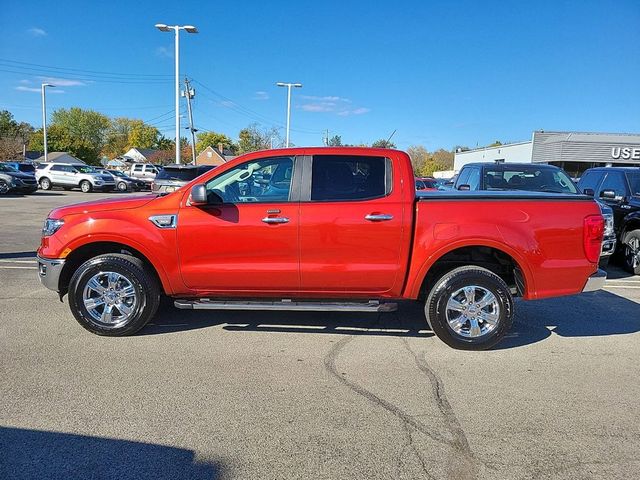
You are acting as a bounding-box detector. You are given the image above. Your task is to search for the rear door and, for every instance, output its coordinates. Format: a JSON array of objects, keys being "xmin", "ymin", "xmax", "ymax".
[
  {"xmin": 298, "ymin": 154, "xmax": 406, "ymax": 294},
  {"xmin": 177, "ymin": 155, "xmax": 300, "ymax": 292}
]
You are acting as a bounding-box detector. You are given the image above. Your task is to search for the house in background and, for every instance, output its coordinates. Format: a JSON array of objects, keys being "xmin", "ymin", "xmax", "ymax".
[
  {"xmin": 35, "ymin": 152, "xmax": 86, "ymax": 164},
  {"xmin": 196, "ymin": 145, "xmax": 236, "ymax": 166},
  {"xmin": 122, "ymin": 148, "xmax": 159, "ymax": 164}
]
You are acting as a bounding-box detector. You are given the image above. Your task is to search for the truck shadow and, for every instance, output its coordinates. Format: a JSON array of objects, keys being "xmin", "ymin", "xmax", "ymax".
[
  {"xmin": 145, "ymin": 291, "xmax": 640, "ymax": 349},
  {"xmin": 0, "ymin": 426, "xmax": 224, "ymax": 480}
]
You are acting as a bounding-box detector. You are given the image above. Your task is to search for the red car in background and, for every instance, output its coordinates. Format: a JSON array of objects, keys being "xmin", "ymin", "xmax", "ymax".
[{"xmin": 415, "ymin": 177, "xmax": 439, "ymax": 191}]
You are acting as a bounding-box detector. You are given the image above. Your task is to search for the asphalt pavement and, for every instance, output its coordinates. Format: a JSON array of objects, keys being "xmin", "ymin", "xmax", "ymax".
[{"xmin": 1, "ymin": 190, "xmax": 639, "ymax": 480}]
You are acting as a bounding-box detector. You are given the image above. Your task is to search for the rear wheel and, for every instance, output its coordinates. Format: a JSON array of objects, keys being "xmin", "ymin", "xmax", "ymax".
[
  {"xmin": 39, "ymin": 177, "xmax": 52, "ymax": 190},
  {"xmin": 80, "ymin": 180, "xmax": 92, "ymax": 193},
  {"xmin": 0, "ymin": 179, "xmax": 9, "ymax": 195},
  {"xmin": 622, "ymin": 230, "xmax": 640, "ymax": 275},
  {"xmin": 425, "ymin": 266, "xmax": 514, "ymax": 350},
  {"xmin": 68, "ymin": 254, "xmax": 160, "ymax": 336},
  {"xmin": 117, "ymin": 181, "xmax": 128, "ymax": 192}
]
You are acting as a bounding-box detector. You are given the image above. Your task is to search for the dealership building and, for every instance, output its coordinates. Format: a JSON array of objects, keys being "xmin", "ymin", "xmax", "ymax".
[{"xmin": 454, "ymin": 131, "xmax": 640, "ymax": 178}]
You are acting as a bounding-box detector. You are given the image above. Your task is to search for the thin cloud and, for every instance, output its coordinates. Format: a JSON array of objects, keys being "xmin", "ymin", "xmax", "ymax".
[
  {"xmin": 220, "ymin": 100, "xmax": 235, "ymax": 108},
  {"xmin": 16, "ymin": 85, "xmax": 64, "ymax": 94},
  {"xmin": 39, "ymin": 77, "xmax": 85, "ymax": 87},
  {"xmin": 155, "ymin": 46, "xmax": 173, "ymax": 58},
  {"xmin": 254, "ymin": 91, "xmax": 269, "ymax": 100},
  {"xmin": 299, "ymin": 95, "xmax": 369, "ymax": 116},
  {"xmin": 27, "ymin": 27, "xmax": 47, "ymax": 37}
]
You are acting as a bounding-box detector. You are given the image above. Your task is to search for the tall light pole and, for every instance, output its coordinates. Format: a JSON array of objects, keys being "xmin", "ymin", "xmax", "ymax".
[
  {"xmin": 155, "ymin": 23, "xmax": 198, "ymax": 164},
  {"xmin": 41, "ymin": 83, "xmax": 55, "ymax": 162},
  {"xmin": 276, "ymin": 82, "xmax": 302, "ymax": 147}
]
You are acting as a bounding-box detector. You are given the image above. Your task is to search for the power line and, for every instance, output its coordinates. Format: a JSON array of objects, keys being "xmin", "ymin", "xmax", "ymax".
[{"xmin": 0, "ymin": 58, "xmax": 172, "ymax": 78}]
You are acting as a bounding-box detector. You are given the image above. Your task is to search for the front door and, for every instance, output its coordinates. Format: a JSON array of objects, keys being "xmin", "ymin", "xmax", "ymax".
[
  {"xmin": 298, "ymin": 154, "xmax": 405, "ymax": 294},
  {"xmin": 177, "ymin": 155, "xmax": 300, "ymax": 292}
]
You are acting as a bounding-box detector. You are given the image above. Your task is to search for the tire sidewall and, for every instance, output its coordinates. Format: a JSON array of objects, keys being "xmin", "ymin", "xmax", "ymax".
[
  {"xmin": 623, "ymin": 230, "xmax": 640, "ymax": 275},
  {"xmin": 117, "ymin": 181, "xmax": 128, "ymax": 191},
  {"xmin": 68, "ymin": 256, "xmax": 157, "ymax": 336},
  {"xmin": 0, "ymin": 180, "xmax": 9, "ymax": 195},
  {"xmin": 40, "ymin": 178, "xmax": 51, "ymax": 190},
  {"xmin": 80, "ymin": 181, "xmax": 91, "ymax": 193},
  {"xmin": 426, "ymin": 267, "xmax": 514, "ymax": 350}
]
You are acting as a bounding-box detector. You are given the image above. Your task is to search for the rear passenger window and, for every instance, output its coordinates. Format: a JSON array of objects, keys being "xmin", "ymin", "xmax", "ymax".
[
  {"xmin": 311, "ymin": 155, "xmax": 388, "ymax": 201},
  {"xmin": 134, "ymin": 165, "xmax": 143, "ymax": 172},
  {"xmin": 50, "ymin": 165, "xmax": 64, "ymax": 171}
]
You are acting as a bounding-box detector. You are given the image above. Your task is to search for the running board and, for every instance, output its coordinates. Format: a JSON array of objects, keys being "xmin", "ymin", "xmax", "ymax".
[{"xmin": 174, "ymin": 299, "xmax": 398, "ymax": 313}]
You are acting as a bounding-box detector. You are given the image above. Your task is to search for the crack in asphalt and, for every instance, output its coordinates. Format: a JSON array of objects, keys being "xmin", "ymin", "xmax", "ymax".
[{"xmin": 401, "ymin": 338, "xmax": 479, "ymax": 480}]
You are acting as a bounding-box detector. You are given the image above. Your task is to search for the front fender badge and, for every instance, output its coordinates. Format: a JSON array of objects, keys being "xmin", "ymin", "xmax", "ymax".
[{"xmin": 148, "ymin": 214, "xmax": 177, "ymax": 229}]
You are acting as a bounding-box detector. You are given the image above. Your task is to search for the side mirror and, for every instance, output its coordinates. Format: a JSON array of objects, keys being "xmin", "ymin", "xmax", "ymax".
[
  {"xmin": 458, "ymin": 184, "xmax": 471, "ymax": 191},
  {"xmin": 600, "ymin": 189, "xmax": 616, "ymax": 200},
  {"xmin": 583, "ymin": 188, "xmax": 594, "ymax": 196},
  {"xmin": 190, "ymin": 184, "xmax": 208, "ymax": 205}
]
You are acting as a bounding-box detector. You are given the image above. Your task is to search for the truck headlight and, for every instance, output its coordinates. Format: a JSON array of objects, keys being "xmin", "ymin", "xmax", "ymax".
[
  {"xmin": 603, "ymin": 213, "xmax": 614, "ymax": 237},
  {"xmin": 42, "ymin": 218, "xmax": 64, "ymax": 236}
]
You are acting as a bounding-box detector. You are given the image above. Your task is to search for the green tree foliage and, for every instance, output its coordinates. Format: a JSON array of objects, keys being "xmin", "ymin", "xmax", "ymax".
[
  {"xmin": 327, "ymin": 135, "xmax": 343, "ymax": 146},
  {"xmin": 0, "ymin": 110, "xmax": 34, "ymax": 160},
  {"xmin": 195, "ymin": 131, "xmax": 236, "ymax": 154},
  {"xmin": 487, "ymin": 140, "xmax": 503, "ymax": 147},
  {"xmin": 237, "ymin": 123, "xmax": 281, "ymax": 154},
  {"xmin": 371, "ymin": 139, "xmax": 396, "ymax": 149},
  {"xmin": 29, "ymin": 108, "xmax": 110, "ymax": 164},
  {"xmin": 407, "ymin": 145, "xmax": 454, "ymax": 177},
  {"xmin": 103, "ymin": 118, "xmax": 160, "ymax": 158}
]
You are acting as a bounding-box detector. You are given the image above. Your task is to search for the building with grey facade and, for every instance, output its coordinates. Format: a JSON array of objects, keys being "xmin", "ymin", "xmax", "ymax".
[{"xmin": 454, "ymin": 131, "xmax": 640, "ymax": 178}]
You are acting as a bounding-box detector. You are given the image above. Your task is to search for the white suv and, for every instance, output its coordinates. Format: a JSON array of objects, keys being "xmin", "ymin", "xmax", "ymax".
[{"xmin": 36, "ymin": 163, "xmax": 116, "ymax": 193}]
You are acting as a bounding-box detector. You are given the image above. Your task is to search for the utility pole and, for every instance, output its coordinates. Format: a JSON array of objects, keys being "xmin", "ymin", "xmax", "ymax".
[
  {"xmin": 182, "ymin": 77, "xmax": 197, "ymax": 164},
  {"xmin": 276, "ymin": 82, "xmax": 302, "ymax": 147},
  {"xmin": 324, "ymin": 129, "xmax": 329, "ymax": 146},
  {"xmin": 41, "ymin": 83, "xmax": 55, "ymax": 162}
]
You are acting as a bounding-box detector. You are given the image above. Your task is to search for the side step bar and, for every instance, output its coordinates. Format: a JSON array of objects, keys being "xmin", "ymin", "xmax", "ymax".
[{"xmin": 174, "ymin": 299, "xmax": 398, "ymax": 313}]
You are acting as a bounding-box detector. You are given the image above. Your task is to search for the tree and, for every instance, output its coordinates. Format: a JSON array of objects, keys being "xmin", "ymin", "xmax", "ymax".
[
  {"xmin": 237, "ymin": 123, "xmax": 281, "ymax": 154},
  {"xmin": 327, "ymin": 135, "xmax": 343, "ymax": 146},
  {"xmin": 102, "ymin": 118, "xmax": 160, "ymax": 158},
  {"xmin": 30, "ymin": 107, "xmax": 110, "ymax": 164},
  {"xmin": 488, "ymin": 140, "xmax": 503, "ymax": 147},
  {"xmin": 0, "ymin": 110, "xmax": 34, "ymax": 160},
  {"xmin": 407, "ymin": 145, "xmax": 455, "ymax": 177},
  {"xmin": 195, "ymin": 131, "xmax": 236, "ymax": 154},
  {"xmin": 128, "ymin": 120, "xmax": 159, "ymax": 150},
  {"xmin": 371, "ymin": 139, "xmax": 396, "ymax": 149}
]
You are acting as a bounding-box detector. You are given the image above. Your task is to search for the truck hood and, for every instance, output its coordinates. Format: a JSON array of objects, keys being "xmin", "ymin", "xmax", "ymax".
[{"xmin": 49, "ymin": 194, "xmax": 158, "ymax": 218}]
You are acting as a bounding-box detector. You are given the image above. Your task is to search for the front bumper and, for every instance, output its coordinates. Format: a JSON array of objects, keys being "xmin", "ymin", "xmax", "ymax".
[
  {"xmin": 582, "ymin": 269, "xmax": 607, "ymax": 293},
  {"xmin": 37, "ymin": 256, "xmax": 65, "ymax": 292}
]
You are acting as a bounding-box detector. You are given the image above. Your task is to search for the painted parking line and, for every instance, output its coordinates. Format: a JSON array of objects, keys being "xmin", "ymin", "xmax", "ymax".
[
  {"xmin": 604, "ymin": 285, "xmax": 640, "ymax": 289},
  {"xmin": 0, "ymin": 266, "xmax": 38, "ymax": 270},
  {"xmin": 0, "ymin": 260, "xmax": 36, "ymax": 263}
]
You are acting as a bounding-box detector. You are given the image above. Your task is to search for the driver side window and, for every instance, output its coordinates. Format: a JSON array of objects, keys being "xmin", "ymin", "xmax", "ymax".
[{"xmin": 205, "ymin": 156, "xmax": 294, "ymax": 204}]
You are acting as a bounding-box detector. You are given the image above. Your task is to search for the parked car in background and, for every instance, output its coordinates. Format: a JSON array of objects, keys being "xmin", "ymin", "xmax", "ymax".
[
  {"xmin": 577, "ymin": 167, "xmax": 640, "ymax": 274},
  {"xmin": 128, "ymin": 163, "xmax": 160, "ymax": 188},
  {"xmin": 455, "ymin": 162, "xmax": 616, "ymax": 267},
  {"xmin": 36, "ymin": 163, "xmax": 116, "ymax": 193},
  {"xmin": 415, "ymin": 177, "xmax": 439, "ymax": 191},
  {"xmin": 0, "ymin": 162, "xmax": 38, "ymax": 194},
  {"xmin": 151, "ymin": 164, "xmax": 215, "ymax": 193},
  {"xmin": 97, "ymin": 168, "xmax": 147, "ymax": 192}
]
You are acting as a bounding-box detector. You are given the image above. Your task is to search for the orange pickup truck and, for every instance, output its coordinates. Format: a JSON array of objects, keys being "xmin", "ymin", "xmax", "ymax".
[{"xmin": 37, "ymin": 147, "xmax": 605, "ymax": 349}]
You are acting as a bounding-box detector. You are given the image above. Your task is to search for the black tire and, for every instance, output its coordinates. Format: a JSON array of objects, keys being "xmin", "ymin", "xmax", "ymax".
[
  {"xmin": 622, "ymin": 230, "xmax": 640, "ymax": 275},
  {"xmin": 80, "ymin": 180, "xmax": 92, "ymax": 193},
  {"xmin": 425, "ymin": 266, "xmax": 514, "ymax": 350},
  {"xmin": 39, "ymin": 177, "xmax": 52, "ymax": 190},
  {"xmin": 117, "ymin": 181, "xmax": 128, "ymax": 192},
  {"xmin": 68, "ymin": 254, "xmax": 161, "ymax": 336},
  {"xmin": 0, "ymin": 179, "xmax": 10, "ymax": 195}
]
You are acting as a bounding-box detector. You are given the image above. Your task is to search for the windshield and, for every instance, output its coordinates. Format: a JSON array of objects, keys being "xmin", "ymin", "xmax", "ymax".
[
  {"xmin": 108, "ymin": 170, "xmax": 126, "ymax": 177},
  {"xmin": 0, "ymin": 163, "xmax": 18, "ymax": 172},
  {"xmin": 76, "ymin": 166, "xmax": 98, "ymax": 174},
  {"xmin": 628, "ymin": 173, "xmax": 640, "ymax": 196},
  {"xmin": 484, "ymin": 167, "xmax": 577, "ymax": 193}
]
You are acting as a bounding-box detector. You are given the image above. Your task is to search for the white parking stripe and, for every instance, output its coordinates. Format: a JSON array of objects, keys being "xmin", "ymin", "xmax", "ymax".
[
  {"xmin": 604, "ymin": 285, "xmax": 640, "ymax": 289},
  {"xmin": 0, "ymin": 266, "xmax": 38, "ymax": 270},
  {"xmin": 0, "ymin": 260, "xmax": 36, "ymax": 263}
]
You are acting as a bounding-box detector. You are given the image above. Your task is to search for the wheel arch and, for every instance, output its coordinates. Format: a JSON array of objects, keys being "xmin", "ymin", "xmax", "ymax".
[{"xmin": 410, "ymin": 241, "xmax": 533, "ymax": 301}]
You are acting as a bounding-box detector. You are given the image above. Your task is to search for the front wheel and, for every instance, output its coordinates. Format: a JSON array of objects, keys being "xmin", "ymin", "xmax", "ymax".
[
  {"xmin": 39, "ymin": 177, "xmax": 52, "ymax": 190},
  {"xmin": 117, "ymin": 181, "xmax": 128, "ymax": 192},
  {"xmin": 80, "ymin": 180, "xmax": 92, "ymax": 193},
  {"xmin": 425, "ymin": 266, "xmax": 514, "ymax": 350},
  {"xmin": 68, "ymin": 254, "xmax": 161, "ymax": 336},
  {"xmin": 0, "ymin": 179, "xmax": 10, "ymax": 195},
  {"xmin": 623, "ymin": 230, "xmax": 640, "ymax": 275}
]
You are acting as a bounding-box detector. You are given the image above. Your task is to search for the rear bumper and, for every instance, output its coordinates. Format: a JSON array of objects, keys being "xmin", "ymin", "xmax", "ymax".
[
  {"xmin": 582, "ymin": 269, "xmax": 607, "ymax": 293},
  {"xmin": 37, "ymin": 256, "xmax": 65, "ymax": 292}
]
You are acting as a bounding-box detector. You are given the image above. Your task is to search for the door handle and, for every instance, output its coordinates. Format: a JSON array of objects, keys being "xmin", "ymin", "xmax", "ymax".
[
  {"xmin": 262, "ymin": 217, "xmax": 290, "ymax": 224},
  {"xmin": 365, "ymin": 213, "xmax": 394, "ymax": 221}
]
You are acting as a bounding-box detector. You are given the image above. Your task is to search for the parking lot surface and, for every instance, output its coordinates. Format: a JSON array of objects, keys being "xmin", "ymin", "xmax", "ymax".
[{"xmin": 1, "ymin": 190, "xmax": 639, "ymax": 480}]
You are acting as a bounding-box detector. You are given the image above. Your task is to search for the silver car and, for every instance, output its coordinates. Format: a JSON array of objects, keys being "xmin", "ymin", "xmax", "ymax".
[
  {"xmin": 36, "ymin": 163, "xmax": 116, "ymax": 193},
  {"xmin": 151, "ymin": 164, "xmax": 215, "ymax": 194}
]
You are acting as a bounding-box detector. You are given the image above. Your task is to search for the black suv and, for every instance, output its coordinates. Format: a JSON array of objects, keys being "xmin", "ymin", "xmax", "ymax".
[
  {"xmin": 577, "ymin": 167, "xmax": 640, "ymax": 274},
  {"xmin": 455, "ymin": 162, "xmax": 617, "ymax": 267}
]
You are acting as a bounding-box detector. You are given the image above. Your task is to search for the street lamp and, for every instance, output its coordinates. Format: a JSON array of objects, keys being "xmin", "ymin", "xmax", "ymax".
[
  {"xmin": 155, "ymin": 23, "xmax": 198, "ymax": 164},
  {"xmin": 276, "ymin": 82, "xmax": 302, "ymax": 147},
  {"xmin": 41, "ymin": 83, "xmax": 55, "ymax": 162}
]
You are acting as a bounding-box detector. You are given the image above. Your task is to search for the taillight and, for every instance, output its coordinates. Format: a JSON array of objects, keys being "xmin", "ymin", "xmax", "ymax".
[{"xmin": 583, "ymin": 215, "xmax": 604, "ymax": 264}]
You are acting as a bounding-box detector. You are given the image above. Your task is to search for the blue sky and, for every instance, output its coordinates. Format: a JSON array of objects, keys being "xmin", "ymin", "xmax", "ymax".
[{"xmin": 1, "ymin": 0, "xmax": 639, "ymax": 150}]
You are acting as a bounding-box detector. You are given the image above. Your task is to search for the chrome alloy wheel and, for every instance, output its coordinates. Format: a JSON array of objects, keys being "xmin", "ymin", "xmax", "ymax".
[
  {"xmin": 445, "ymin": 285, "xmax": 500, "ymax": 338},
  {"xmin": 626, "ymin": 237, "xmax": 640, "ymax": 270},
  {"xmin": 82, "ymin": 271, "xmax": 137, "ymax": 328}
]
